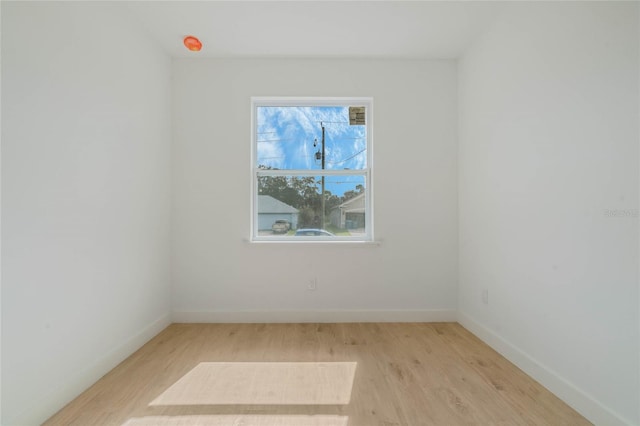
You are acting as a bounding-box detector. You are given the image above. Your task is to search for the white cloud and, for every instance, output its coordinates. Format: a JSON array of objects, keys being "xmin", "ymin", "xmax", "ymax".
[{"xmin": 256, "ymin": 105, "xmax": 367, "ymax": 171}]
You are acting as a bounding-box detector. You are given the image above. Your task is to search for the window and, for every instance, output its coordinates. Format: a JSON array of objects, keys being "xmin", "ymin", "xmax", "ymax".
[{"xmin": 251, "ymin": 97, "xmax": 373, "ymax": 242}]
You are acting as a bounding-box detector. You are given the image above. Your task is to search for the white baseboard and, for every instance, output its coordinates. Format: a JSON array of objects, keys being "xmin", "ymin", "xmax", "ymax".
[
  {"xmin": 8, "ymin": 312, "xmax": 172, "ymax": 426},
  {"xmin": 172, "ymin": 309, "xmax": 457, "ymax": 323},
  {"xmin": 13, "ymin": 310, "xmax": 626, "ymax": 426},
  {"xmin": 457, "ymin": 312, "xmax": 633, "ymax": 426}
]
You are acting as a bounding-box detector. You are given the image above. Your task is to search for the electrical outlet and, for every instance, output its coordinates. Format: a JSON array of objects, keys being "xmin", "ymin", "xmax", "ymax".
[
  {"xmin": 482, "ymin": 289, "xmax": 489, "ymax": 304},
  {"xmin": 308, "ymin": 278, "xmax": 317, "ymax": 291}
]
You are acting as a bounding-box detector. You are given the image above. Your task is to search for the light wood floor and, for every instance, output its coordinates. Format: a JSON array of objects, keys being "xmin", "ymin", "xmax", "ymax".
[{"xmin": 44, "ymin": 323, "xmax": 590, "ymax": 426}]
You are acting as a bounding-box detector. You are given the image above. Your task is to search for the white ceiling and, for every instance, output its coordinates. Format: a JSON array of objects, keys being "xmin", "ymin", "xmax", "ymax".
[{"xmin": 123, "ymin": 1, "xmax": 503, "ymax": 59}]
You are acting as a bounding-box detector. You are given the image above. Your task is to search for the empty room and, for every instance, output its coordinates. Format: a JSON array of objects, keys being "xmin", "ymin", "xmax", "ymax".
[{"xmin": 2, "ymin": 1, "xmax": 639, "ymax": 425}]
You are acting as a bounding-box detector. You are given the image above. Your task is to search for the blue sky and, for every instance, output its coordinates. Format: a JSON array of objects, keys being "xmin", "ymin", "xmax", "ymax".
[
  {"xmin": 256, "ymin": 106, "xmax": 367, "ymax": 197},
  {"xmin": 256, "ymin": 106, "xmax": 367, "ymax": 171}
]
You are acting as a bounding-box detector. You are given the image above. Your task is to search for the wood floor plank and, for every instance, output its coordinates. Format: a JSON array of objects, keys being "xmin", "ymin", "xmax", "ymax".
[
  {"xmin": 43, "ymin": 323, "xmax": 590, "ymax": 426},
  {"xmin": 434, "ymin": 323, "xmax": 590, "ymax": 426}
]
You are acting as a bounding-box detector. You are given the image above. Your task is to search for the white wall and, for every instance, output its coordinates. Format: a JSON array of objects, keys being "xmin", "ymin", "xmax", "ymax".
[
  {"xmin": 1, "ymin": 3, "xmax": 172, "ymax": 424},
  {"xmin": 0, "ymin": 2, "xmax": 3, "ymax": 420},
  {"xmin": 172, "ymin": 59, "xmax": 458, "ymax": 322},
  {"xmin": 458, "ymin": 2, "xmax": 639, "ymax": 425},
  {"xmin": 5, "ymin": 2, "xmax": 635, "ymax": 424}
]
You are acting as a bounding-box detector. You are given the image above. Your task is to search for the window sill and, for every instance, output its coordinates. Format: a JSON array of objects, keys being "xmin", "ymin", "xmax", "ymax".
[{"xmin": 245, "ymin": 238, "xmax": 381, "ymax": 247}]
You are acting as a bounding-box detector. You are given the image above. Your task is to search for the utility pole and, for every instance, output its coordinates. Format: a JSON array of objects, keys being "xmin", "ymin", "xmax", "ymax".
[
  {"xmin": 313, "ymin": 122, "xmax": 326, "ymax": 229},
  {"xmin": 321, "ymin": 122, "xmax": 326, "ymax": 229}
]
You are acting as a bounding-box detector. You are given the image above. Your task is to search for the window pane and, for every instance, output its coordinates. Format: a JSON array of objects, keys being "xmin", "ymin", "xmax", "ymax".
[
  {"xmin": 256, "ymin": 175, "xmax": 366, "ymax": 237},
  {"xmin": 256, "ymin": 106, "xmax": 367, "ymax": 171}
]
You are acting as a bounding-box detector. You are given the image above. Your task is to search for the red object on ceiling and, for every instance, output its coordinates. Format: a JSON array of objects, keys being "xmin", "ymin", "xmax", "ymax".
[{"xmin": 183, "ymin": 36, "xmax": 202, "ymax": 52}]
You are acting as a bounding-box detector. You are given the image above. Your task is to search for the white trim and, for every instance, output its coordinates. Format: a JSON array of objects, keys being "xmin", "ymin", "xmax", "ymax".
[
  {"xmin": 7, "ymin": 313, "xmax": 172, "ymax": 426},
  {"xmin": 257, "ymin": 169, "xmax": 368, "ymax": 177},
  {"xmin": 252, "ymin": 97, "xmax": 374, "ymax": 108},
  {"xmin": 366, "ymin": 99, "xmax": 374, "ymax": 243},
  {"xmin": 458, "ymin": 312, "xmax": 633, "ymax": 426},
  {"xmin": 172, "ymin": 309, "xmax": 456, "ymax": 324},
  {"xmin": 10, "ymin": 311, "xmax": 628, "ymax": 425},
  {"xmin": 250, "ymin": 97, "xmax": 374, "ymax": 243},
  {"xmin": 251, "ymin": 235, "xmax": 371, "ymax": 243},
  {"xmin": 244, "ymin": 238, "xmax": 381, "ymax": 246},
  {"xmin": 250, "ymin": 99, "xmax": 258, "ymax": 241}
]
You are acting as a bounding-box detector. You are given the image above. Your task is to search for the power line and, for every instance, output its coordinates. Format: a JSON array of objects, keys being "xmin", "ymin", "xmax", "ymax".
[
  {"xmin": 258, "ymin": 137, "xmax": 364, "ymax": 144},
  {"xmin": 326, "ymin": 148, "xmax": 366, "ymax": 165},
  {"xmin": 257, "ymin": 138, "xmax": 297, "ymax": 143},
  {"xmin": 257, "ymin": 155, "xmax": 315, "ymax": 161},
  {"xmin": 258, "ymin": 152, "xmax": 365, "ymax": 164}
]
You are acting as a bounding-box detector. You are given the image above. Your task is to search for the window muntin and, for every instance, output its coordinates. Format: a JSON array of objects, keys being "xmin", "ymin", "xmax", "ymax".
[{"xmin": 252, "ymin": 98, "xmax": 372, "ymax": 241}]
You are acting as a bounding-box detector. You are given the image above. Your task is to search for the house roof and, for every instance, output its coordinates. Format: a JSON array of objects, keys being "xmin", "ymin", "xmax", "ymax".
[
  {"xmin": 332, "ymin": 193, "xmax": 365, "ymax": 213},
  {"xmin": 340, "ymin": 192, "xmax": 365, "ymax": 208},
  {"xmin": 258, "ymin": 195, "xmax": 299, "ymax": 214}
]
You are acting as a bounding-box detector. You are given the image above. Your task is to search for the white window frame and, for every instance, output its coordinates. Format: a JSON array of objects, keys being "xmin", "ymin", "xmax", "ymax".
[{"xmin": 250, "ymin": 97, "xmax": 374, "ymax": 242}]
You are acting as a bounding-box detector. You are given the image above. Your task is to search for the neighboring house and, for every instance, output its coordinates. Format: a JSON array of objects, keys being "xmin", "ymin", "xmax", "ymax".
[
  {"xmin": 258, "ymin": 195, "xmax": 299, "ymax": 230},
  {"xmin": 330, "ymin": 193, "xmax": 365, "ymax": 229}
]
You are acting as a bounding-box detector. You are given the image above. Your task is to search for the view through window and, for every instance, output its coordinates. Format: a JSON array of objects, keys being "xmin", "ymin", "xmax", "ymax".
[{"xmin": 252, "ymin": 98, "xmax": 373, "ymax": 241}]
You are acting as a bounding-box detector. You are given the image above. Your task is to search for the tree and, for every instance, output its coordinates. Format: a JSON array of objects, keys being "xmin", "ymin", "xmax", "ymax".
[
  {"xmin": 258, "ymin": 165, "xmax": 365, "ymax": 229},
  {"xmin": 342, "ymin": 184, "xmax": 364, "ymax": 203},
  {"xmin": 257, "ymin": 165, "xmax": 319, "ymax": 212},
  {"xmin": 324, "ymin": 191, "xmax": 342, "ymax": 216},
  {"xmin": 298, "ymin": 206, "xmax": 316, "ymax": 228}
]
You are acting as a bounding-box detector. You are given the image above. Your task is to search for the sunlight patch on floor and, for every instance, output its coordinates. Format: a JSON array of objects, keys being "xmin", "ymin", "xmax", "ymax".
[
  {"xmin": 150, "ymin": 362, "xmax": 358, "ymax": 406},
  {"xmin": 122, "ymin": 415, "xmax": 349, "ymax": 426}
]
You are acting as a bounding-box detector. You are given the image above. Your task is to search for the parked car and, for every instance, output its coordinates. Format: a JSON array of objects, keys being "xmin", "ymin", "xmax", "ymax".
[
  {"xmin": 272, "ymin": 220, "xmax": 291, "ymax": 233},
  {"xmin": 294, "ymin": 228, "xmax": 335, "ymax": 237}
]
